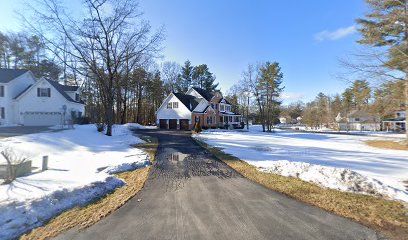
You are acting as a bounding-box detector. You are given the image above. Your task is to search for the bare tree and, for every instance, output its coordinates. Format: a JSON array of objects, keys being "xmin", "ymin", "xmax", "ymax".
[
  {"xmin": 161, "ymin": 61, "xmax": 181, "ymax": 94},
  {"xmin": 21, "ymin": 0, "xmax": 164, "ymax": 136}
]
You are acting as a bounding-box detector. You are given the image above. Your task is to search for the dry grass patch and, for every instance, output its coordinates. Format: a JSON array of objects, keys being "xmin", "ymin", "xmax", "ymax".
[
  {"xmin": 366, "ymin": 140, "xmax": 408, "ymax": 151},
  {"xmin": 194, "ymin": 139, "xmax": 408, "ymax": 240},
  {"xmin": 20, "ymin": 137, "xmax": 158, "ymax": 240}
]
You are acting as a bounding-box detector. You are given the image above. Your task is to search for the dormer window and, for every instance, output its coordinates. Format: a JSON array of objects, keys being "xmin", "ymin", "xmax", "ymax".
[
  {"xmin": 220, "ymin": 104, "xmax": 225, "ymax": 111},
  {"xmin": 37, "ymin": 88, "xmax": 51, "ymax": 97}
]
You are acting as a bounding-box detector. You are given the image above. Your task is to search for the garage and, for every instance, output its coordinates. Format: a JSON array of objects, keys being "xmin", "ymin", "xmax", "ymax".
[
  {"xmin": 23, "ymin": 112, "xmax": 62, "ymax": 126},
  {"xmin": 179, "ymin": 119, "xmax": 190, "ymax": 130},
  {"xmin": 159, "ymin": 119, "xmax": 167, "ymax": 129},
  {"xmin": 169, "ymin": 119, "xmax": 177, "ymax": 129}
]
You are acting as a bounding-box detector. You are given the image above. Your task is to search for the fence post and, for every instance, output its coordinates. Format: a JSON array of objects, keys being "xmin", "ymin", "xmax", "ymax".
[{"xmin": 42, "ymin": 156, "xmax": 48, "ymax": 171}]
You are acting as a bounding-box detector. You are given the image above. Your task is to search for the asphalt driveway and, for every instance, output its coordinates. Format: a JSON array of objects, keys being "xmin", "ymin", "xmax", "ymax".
[
  {"xmin": 0, "ymin": 126, "xmax": 56, "ymax": 138},
  {"xmin": 55, "ymin": 130, "xmax": 381, "ymax": 240}
]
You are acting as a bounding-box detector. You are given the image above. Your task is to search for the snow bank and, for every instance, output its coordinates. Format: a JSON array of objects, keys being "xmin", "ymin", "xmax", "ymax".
[
  {"xmin": 258, "ymin": 160, "xmax": 408, "ymax": 202},
  {"xmin": 0, "ymin": 124, "xmax": 149, "ymax": 239},
  {"xmin": 194, "ymin": 126, "xmax": 408, "ymax": 203}
]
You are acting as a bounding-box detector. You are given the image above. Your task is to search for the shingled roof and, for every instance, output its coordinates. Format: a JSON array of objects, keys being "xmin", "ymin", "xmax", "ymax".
[
  {"xmin": 173, "ymin": 92, "xmax": 200, "ymax": 111},
  {"xmin": 0, "ymin": 69, "xmax": 30, "ymax": 83},
  {"xmin": 46, "ymin": 79, "xmax": 83, "ymax": 104}
]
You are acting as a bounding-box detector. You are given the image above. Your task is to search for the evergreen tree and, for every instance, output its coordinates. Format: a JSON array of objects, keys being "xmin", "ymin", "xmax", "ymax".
[
  {"xmin": 258, "ymin": 62, "xmax": 284, "ymax": 131},
  {"xmin": 351, "ymin": 80, "xmax": 371, "ymax": 110},
  {"xmin": 181, "ymin": 60, "xmax": 193, "ymax": 92},
  {"xmin": 192, "ymin": 64, "xmax": 219, "ymax": 91}
]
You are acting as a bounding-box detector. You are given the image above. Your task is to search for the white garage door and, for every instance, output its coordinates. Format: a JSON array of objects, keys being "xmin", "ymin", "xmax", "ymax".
[{"xmin": 23, "ymin": 112, "xmax": 62, "ymax": 126}]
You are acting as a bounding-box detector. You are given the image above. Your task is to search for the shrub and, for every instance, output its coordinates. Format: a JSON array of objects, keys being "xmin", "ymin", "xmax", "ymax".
[
  {"xmin": 75, "ymin": 117, "xmax": 91, "ymax": 125},
  {"xmin": 194, "ymin": 122, "xmax": 202, "ymax": 133},
  {"xmin": 95, "ymin": 123, "xmax": 106, "ymax": 132}
]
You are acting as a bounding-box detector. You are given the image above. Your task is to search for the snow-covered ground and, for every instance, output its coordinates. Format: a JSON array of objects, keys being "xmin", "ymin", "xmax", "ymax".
[
  {"xmin": 194, "ymin": 126, "xmax": 408, "ymax": 203},
  {"xmin": 274, "ymin": 124, "xmax": 406, "ymax": 139},
  {"xmin": 0, "ymin": 124, "xmax": 149, "ymax": 240}
]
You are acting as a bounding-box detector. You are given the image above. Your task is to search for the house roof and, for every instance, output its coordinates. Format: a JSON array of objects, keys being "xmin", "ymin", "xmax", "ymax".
[
  {"xmin": 219, "ymin": 97, "xmax": 231, "ymax": 105},
  {"xmin": 46, "ymin": 79, "xmax": 83, "ymax": 104},
  {"xmin": 0, "ymin": 69, "xmax": 30, "ymax": 83},
  {"xmin": 61, "ymin": 85, "xmax": 79, "ymax": 91},
  {"xmin": 383, "ymin": 117, "xmax": 406, "ymax": 122},
  {"xmin": 173, "ymin": 92, "xmax": 200, "ymax": 111},
  {"xmin": 13, "ymin": 84, "xmax": 33, "ymax": 99},
  {"xmin": 192, "ymin": 87, "xmax": 214, "ymax": 101}
]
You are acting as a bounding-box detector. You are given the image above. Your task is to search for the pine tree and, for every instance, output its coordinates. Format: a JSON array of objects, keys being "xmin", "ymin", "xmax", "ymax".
[
  {"xmin": 351, "ymin": 80, "xmax": 371, "ymax": 110},
  {"xmin": 357, "ymin": 0, "xmax": 408, "ymax": 139},
  {"xmin": 258, "ymin": 62, "xmax": 284, "ymax": 131},
  {"xmin": 191, "ymin": 64, "xmax": 219, "ymax": 91},
  {"xmin": 181, "ymin": 60, "xmax": 193, "ymax": 92}
]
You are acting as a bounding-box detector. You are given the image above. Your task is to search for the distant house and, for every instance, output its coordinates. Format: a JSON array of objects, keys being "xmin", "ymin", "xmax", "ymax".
[
  {"xmin": 338, "ymin": 110, "xmax": 380, "ymax": 131},
  {"xmin": 382, "ymin": 111, "xmax": 406, "ymax": 132},
  {"xmin": 0, "ymin": 69, "xmax": 85, "ymax": 126},
  {"xmin": 279, "ymin": 117, "xmax": 287, "ymax": 124},
  {"xmin": 156, "ymin": 87, "xmax": 242, "ymax": 130}
]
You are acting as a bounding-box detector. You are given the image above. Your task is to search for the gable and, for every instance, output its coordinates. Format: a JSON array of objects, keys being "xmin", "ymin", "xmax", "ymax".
[
  {"xmin": 186, "ymin": 87, "xmax": 214, "ymax": 102},
  {"xmin": 156, "ymin": 93, "xmax": 192, "ymax": 120},
  {"xmin": 192, "ymin": 99, "xmax": 209, "ymax": 113}
]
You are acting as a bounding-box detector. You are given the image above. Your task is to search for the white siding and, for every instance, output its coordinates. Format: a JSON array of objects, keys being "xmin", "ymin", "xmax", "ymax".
[
  {"xmin": 0, "ymin": 72, "xmax": 36, "ymax": 125},
  {"xmin": 16, "ymin": 79, "xmax": 84, "ymax": 125},
  {"xmin": 156, "ymin": 94, "xmax": 191, "ymax": 122}
]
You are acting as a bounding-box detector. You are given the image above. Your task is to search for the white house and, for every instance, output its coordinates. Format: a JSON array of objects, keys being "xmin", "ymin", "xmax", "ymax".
[
  {"xmin": 0, "ymin": 69, "xmax": 85, "ymax": 126},
  {"xmin": 338, "ymin": 110, "xmax": 380, "ymax": 131},
  {"xmin": 156, "ymin": 87, "xmax": 242, "ymax": 130}
]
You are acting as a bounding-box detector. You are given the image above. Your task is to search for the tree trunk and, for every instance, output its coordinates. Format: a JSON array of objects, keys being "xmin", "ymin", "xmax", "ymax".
[
  {"xmin": 106, "ymin": 101, "xmax": 114, "ymax": 136},
  {"xmin": 405, "ymin": 77, "xmax": 408, "ymax": 142}
]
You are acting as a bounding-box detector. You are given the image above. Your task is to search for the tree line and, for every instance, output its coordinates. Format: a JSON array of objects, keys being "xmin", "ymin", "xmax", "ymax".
[
  {"xmin": 6, "ymin": 0, "xmax": 220, "ymax": 136},
  {"xmin": 279, "ymin": 80, "xmax": 404, "ymax": 129}
]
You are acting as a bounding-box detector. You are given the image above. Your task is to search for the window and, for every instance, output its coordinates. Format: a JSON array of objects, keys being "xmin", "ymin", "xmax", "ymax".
[
  {"xmin": 172, "ymin": 102, "xmax": 178, "ymax": 108},
  {"xmin": 220, "ymin": 116, "xmax": 223, "ymax": 122},
  {"xmin": 0, "ymin": 86, "xmax": 4, "ymax": 97},
  {"xmin": 355, "ymin": 118, "xmax": 360, "ymax": 122},
  {"xmin": 0, "ymin": 107, "xmax": 4, "ymax": 119},
  {"xmin": 207, "ymin": 116, "xmax": 213, "ymax": 124},
  {"xmin": 220, "ymin": 104, "xmax": 225, "ymax": 111},
  {"xmin": 37, "ymin": 88, "xmax": 51, "ymax": 97},
  {"xmin": 226, "ymin": 106, "xmax": 231, "ymax": 112},
  {"xmin": 167, "ymin": 103, "xmax": 172, "ymax": 109},
  {"xmin": 75, "ymin": 93, "xmax": 80, "ymax": 101},
  {"xmin": 229, "ymin": 116, "xmax": 232, "ymax": 122}
]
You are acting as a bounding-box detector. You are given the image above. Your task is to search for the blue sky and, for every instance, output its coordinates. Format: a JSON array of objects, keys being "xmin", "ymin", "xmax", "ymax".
[{"xmin": 0, "ymin": 0, "xmax": 366, "ymax": 103}]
